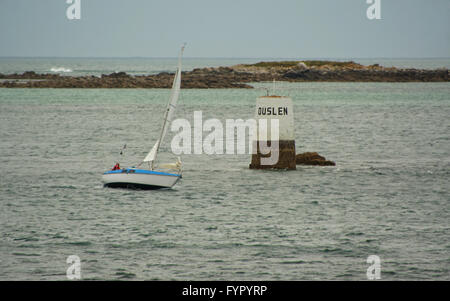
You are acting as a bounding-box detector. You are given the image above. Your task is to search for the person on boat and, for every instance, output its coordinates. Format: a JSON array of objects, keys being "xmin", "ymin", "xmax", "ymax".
[{"xmin": 112, "ymin": 163, "xmax": 120, "ymax": 170}]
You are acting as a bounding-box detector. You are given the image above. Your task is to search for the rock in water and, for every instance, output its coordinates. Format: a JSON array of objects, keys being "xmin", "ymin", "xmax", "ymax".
[{"xmin": 296, "ymin": 152, "xmax": 336, "ymax": 166}]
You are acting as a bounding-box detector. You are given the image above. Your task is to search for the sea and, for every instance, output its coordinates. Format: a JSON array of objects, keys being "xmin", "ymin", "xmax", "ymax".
[{"xmin": 0, "ymin": 58, "xmax": 449, "ymax": 280}]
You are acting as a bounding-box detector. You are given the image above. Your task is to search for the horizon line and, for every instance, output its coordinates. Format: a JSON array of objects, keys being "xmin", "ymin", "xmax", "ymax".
[{"xmin": 1, "ymin": 56, "xmax": 450, "ymax": 60}]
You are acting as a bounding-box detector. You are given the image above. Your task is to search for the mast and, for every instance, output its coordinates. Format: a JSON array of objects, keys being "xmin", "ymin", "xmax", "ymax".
[{"xmin": 143, "ymin": 44, "xmax": 185, "ymax": 169}]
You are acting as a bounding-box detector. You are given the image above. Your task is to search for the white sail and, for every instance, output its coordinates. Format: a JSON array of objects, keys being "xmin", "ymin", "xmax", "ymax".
[
  {"xmin": 143, "ymin": 44, "xmax": 185, "ymax": 164},
  {"xmin": 143, "ymin": 139, "xmax": 159, "ymax": 162}
]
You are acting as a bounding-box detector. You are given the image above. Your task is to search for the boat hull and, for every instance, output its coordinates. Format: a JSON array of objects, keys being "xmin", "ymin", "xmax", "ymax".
[{"xmin": 102, "ymin": 169, "xmax": 181, "ymax": 190}]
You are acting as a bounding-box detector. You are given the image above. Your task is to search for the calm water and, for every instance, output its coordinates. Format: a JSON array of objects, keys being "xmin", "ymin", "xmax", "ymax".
[{"xmin": 0, "ymin": 64, "xmax": 449, "ymax": 280}]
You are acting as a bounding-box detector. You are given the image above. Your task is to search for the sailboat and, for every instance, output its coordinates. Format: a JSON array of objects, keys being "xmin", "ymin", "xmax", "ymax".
[{"xmin": 102, "ymin": 45, "xmax": 185, "ymax": 190}]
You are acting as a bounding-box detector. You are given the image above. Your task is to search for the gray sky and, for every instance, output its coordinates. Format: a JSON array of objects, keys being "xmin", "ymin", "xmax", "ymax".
[{"xmin": 0, "ymin": 0, "xmax": 449, "ymax": 58}]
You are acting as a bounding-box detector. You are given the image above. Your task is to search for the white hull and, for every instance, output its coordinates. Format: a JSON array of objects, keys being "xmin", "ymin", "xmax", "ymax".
[{"xmin": 102, "ymin": 169, "xmax": 180, "ymax": 190}]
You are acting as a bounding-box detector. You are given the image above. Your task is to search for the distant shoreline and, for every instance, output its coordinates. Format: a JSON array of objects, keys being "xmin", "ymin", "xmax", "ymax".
[{"xmin": 0, "ymin": 60, "xmax": 448, "ymax": 88}]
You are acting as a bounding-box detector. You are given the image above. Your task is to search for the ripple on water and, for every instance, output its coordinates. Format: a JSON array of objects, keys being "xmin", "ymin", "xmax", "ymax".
[
  {"xmin": 114, "ymin": 270, "xmax": 136, "ymax": 280},
  {"xmin": 64, "ymin": 241, "xmax": 93, "ymax": 247}
]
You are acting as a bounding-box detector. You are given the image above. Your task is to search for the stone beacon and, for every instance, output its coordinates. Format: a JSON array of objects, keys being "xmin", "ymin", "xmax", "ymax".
[{"xmin": 249, "ymin": 95, "xmax": 296, "ymax": 170}]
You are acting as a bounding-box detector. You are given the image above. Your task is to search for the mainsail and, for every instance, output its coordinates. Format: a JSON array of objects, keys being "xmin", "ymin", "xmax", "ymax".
[{"xmin": 143, "ymin": 44, "xmax": 185, "ymax": 165}]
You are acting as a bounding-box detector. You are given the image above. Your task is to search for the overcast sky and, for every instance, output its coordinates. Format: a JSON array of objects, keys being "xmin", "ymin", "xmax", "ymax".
[{"xmin": 0, "ymin": 0, "xmax": 449, "ymax": 58}]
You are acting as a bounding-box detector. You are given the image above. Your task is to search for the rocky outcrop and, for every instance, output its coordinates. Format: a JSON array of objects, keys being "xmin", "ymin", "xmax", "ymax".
[
  {"xmin": 0, "ymin": 60, "xmax": 448, "ymax": 88},
  {"xmin": 0, "ymin": 69, "xmax": 255, "ymax": 89},
  {"xmin": 250, "ymin": 140, "xmax": 297, "ymax": 170},
  {"xmin": 283, "ymin": 68, "xmax": 449, "ymax": 82},
  {"xmin": 101, "ymin": 71, "xmax": 130, "ymax": 78},
  {"xmin": 296, "ymin": 152, "xmax": 336, "ymax": 166}
]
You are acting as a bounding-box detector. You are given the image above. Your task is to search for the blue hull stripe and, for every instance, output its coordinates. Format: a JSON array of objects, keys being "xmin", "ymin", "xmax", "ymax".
[
  {"xmin": 104, "ymin": 182, "xmax": 166, "ymax": 190},
  {"xmin": 104, "ymin": 168, "xmax": 180, "ymax": 177}
]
